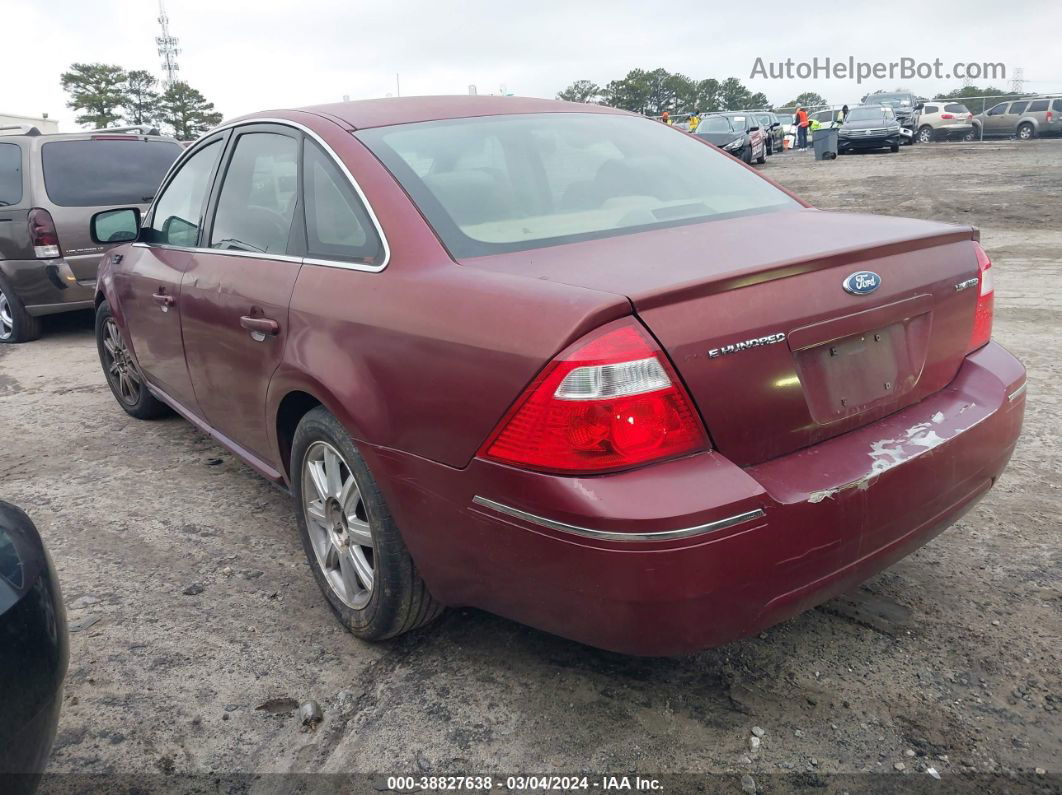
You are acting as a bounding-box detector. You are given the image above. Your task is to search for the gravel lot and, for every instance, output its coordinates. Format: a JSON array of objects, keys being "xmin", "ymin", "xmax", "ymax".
[{"xmin": 2, "ymin": 139, "xmax": 1059, "ymax": 793}]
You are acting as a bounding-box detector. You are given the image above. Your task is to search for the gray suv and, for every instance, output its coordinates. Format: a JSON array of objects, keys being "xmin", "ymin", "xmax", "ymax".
[
  {"xmin": 972, "ymin": 96, "xmax": 1062, "ymax": 140},
  {"xmin": 0, "ymin": 125, "xmax": 182, "ymax": 342}
]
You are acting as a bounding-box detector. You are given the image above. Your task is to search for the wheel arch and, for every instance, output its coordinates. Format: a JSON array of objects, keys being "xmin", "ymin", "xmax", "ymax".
[{"xmin": 268, "ymin": 370, "xmax": 370, "ymax": 484}]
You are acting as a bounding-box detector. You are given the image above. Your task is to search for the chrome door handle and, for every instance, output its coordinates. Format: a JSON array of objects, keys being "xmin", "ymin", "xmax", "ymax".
[
  {"xmin": 240, "ymin": 315, "xmax": 280, "ymax": 340},
  {"xmin": 152, "ymin": 292, "xmax": 175, "ymax": 311}
]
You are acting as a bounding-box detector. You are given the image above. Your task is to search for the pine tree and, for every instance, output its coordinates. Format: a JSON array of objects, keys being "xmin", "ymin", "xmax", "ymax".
[
  {"xmin": 158, "ymin": 82, "xmax": 223, "ymax": 140},
  {"xmin": 60, "ymin": 63, "xmax": 128, "ymax": 128},
  {"xmin": 124, "ymin": 70, "xmax": 161, "ymax": 126}
]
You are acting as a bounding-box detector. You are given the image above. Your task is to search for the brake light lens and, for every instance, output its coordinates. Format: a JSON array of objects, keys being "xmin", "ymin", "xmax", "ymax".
[
  {"xmin": 968, "ymin": 243, "xmax": 994, "ymax": 352},
  {"xmin": 941, "ymin": 113, "xmax": 955, "ymax": 120},
  {"xmin": 481, "ymin": 319, "xmax": 708, "ymax": 474},
  {"xmin": 28, "ymin": 208, "xmax": 61, "ymax": 258},
  {"xmin": 1048, "ymin": 111, "xmax": 1054, "ymax": 123}
]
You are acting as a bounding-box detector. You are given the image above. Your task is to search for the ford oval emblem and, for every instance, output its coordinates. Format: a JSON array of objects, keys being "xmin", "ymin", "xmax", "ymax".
[{"xmin": 842, "ymin": 271, "xmax": 881, "ymax": 295}]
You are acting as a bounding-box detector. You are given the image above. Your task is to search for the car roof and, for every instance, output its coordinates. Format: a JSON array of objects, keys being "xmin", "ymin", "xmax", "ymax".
[{"xmin": 254, "ymin": 95, "xmax": 631, "ymax": 130}]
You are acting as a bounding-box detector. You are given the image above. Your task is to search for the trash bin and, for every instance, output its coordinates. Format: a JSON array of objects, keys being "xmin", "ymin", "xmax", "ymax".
[{"xmin": 812, "ymin": 127, "xmax": 839, "ymax": 160}]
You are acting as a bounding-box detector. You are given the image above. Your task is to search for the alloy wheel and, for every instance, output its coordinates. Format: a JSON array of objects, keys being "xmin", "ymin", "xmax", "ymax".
[
  {"xmin": 101, "ymin": 317, "xmax": 143, "ymax": 405},
  {"xmin": 301, "ymin": 440, "xmax": 375, "ymax": 609},
  {"xmin": 0, "ymin": 289, "xmax": 13, "ymax": 341}
]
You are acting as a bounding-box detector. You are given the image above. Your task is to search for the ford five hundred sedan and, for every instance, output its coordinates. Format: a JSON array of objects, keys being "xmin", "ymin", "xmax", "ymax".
[{"xmin": 89, "ymin": 96, "xmax": 1026, "ymax": 655}]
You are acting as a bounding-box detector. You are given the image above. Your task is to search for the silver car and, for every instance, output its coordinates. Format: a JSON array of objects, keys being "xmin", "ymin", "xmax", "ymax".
[{"xmin": 972, "ymin": 96, "xmax": 1062, "ymax": 140}]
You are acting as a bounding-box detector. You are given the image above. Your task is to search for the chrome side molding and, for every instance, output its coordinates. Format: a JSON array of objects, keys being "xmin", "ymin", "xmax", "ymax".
[
  {"xmin": 1008, "ymin": 381, "xmax": 1027, "ymax": 402},
  {"xmin": 471, "ymin": 496, "xmax": 765, "ymax": 543}
]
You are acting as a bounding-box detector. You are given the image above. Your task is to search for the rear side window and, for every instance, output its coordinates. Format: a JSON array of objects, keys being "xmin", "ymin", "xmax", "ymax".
[
  {"xmin": 145, "ymin": 140, "xmax": 222, "ymax": 247},
  {"xmin": 1054, "ymin": 100, "xmax": 1062, "ymax": 112},
  {"xmin": 0, "ymin": 143, "xmax": 21, "ymax": 206},
  {"xmin": 210, "ymin": 132, "xmax": 298, "ymax": 254},
  {"xmin": 1008, "ymin": 102, "xmax": 1029, "ymax": 115},
  {"xmin": 40, "ymin": 139, "xmax": 181, "ymax": 207},
  {"xmin": 302, "ymin": 141, "xmax": 383, "ymax": 265},
  {"xmin": 1028, "ymin": 100, "xmax": 1049, "ymax": 112},
  {"xmin": 943, "ymin": 104, "xmax": 968, "ymax": 113}
]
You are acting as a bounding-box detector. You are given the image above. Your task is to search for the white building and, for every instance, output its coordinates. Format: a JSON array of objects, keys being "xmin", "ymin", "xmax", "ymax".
[{"xmin": 0, "ymin": 112, "xmax": 60, "ymax": 134}]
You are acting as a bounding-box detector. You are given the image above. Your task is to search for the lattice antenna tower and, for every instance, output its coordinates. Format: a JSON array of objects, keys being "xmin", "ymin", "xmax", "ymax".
[{"xmin": 156, "ymin": 0, "xmax": 181, "ymax": 88}]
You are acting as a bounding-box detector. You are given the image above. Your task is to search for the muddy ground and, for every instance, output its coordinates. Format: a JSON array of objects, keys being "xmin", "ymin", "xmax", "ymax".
[{"xmin": 1, "ymin": 140, "xmax": 1059, "ymax": 793}]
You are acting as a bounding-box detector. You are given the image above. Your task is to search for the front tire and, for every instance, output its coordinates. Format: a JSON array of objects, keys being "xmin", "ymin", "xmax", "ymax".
[
  {"xmin": 0, "ymin": 275, "xmax": 42, "ymax": 344},
  {"xmin": 291, "ymin": 407, "xmax": 443, "ymax": 641},
  {"xmin": 917, "ymin": 125, "xmax": 934, "ymax": 144},
  {"xmin": 95, "ymin": 300, "xmax": 168, "ymax": 419},
  {"xmin": 890, "ymin": 144, "xmax": 900, "ymax": 152}
]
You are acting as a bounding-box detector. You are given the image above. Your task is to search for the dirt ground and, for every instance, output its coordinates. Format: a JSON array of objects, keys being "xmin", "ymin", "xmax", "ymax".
[{"xmin": 1, "ymin": 140, "xmax": 1059, "ymax": 793}]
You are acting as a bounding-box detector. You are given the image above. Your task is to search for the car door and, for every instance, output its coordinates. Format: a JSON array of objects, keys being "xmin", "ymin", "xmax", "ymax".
[
  {"xmin": 178, "ymin": 123, "xmax": 304, "ymax": 464},
  {"xmin": 983, "ymin": 102, "xmax": 1009, "ymax": 135},
  {"xmin": 115, "ymin": 133, "xmax": 226, "ymax": 407}
]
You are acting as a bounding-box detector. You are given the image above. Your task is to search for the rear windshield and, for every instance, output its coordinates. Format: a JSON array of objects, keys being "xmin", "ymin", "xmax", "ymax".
[
  {"xmin": 41, "ymin": 139, "xmax": 182, "ymax": 207},
  {"xmin": 944, "ymin": 103, "xmax": 970, "ymax": 113},
  {"xmin": 0, "ymin": 143, "xmax": 21, "ymax": 206},
  {"xmin": 357, "ymin": 113, "xmax": 798, "ymax": 258}
]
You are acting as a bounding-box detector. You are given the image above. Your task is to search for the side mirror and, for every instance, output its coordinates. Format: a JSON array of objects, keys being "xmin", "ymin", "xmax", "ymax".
[
  {"xmin": 91, "ymin": 207, "xmax": 141, "ymax": 244},
  {"xmin": 748, "ymin": 125, "xmax": 760, "ymax": 132},
  {"xmin": 771, "ymin": 122, "xmax": 781, "ymax": 128}
]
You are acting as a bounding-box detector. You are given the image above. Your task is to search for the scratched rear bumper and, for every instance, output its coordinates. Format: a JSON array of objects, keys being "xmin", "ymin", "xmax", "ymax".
[{"xmin": 368, "ymin": 342, "xmax": 1025, "ymax": 656}]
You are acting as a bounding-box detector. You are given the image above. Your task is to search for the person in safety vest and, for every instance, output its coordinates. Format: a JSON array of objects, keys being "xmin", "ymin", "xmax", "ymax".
[{"xmin": 796, "ymin": 107, "xmax": 810, "ymax": 150}]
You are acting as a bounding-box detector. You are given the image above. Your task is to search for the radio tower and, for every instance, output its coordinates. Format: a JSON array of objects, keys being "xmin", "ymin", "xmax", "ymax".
[
  {"xmin": 156, "ymin": 0, "xmax": 181, "ymax": 88},
  {"xmin": 1009, "ymin": 67, "xmax": 1025, "ymax": 95}
]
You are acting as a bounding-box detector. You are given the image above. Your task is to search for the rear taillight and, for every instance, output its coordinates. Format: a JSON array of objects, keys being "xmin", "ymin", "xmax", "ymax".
[
  {"xmin": 941, "ymin": 113, "xmax": 955, "ymax": 120},
  {"xmin": 28, "ymin": 208, "xmax": 61, "ymax": 259},
  {"xmin": 1047, "ymin": 111, "xmax": 1054, "ymax": 123},
  {"xmin": 967, "ymin": 242, "xmax": 994, "ymax": 352},
  {"xmin": 481, "ymin": 318, "xmax": 708, "ymax": 474}
]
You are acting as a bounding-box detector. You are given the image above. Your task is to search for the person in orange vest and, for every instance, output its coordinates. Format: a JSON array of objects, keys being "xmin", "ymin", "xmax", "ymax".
[
  {"xmin": 796, "ymin": 107, "xmax": 810, "ymax": 150},
  {"xmin": 661, "ymin": 111, "xmax": 672, "ymax": 125}
]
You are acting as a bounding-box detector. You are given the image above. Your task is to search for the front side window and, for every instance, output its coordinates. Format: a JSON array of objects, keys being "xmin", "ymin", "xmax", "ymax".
[
  {"xmin": 357, "ymin": 113, "xmax": 799, "ymax": 258},
  {"xmin": 303, "ymin": 141, "xmax": 382, "ymax": 265},
  {"xmin": 41, "ymin": 139, "xmax": 181, "ymax": 207},
  {"xmin": 210, "ymin": 132, "xmax": 298, "ymax": 254},
  {"xmin": 0, "ymin": 143, "xmax": 21, "ymax": 206},
  {"xmin": 145, "ymin": 140, "xmax": 222, "ymax": 247},
  {"xmin": 1008, "ymin": 102, "xmax": 1029, "ymax": 115}
]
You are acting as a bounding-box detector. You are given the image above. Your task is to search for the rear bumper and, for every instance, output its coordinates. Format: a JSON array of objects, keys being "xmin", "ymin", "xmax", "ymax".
[
  {"xmin": 0, "ymin": 258, "xmax": 97, "ymax": 316},
  {"xmin": 368, "ymin": 342, "xmax": 1025, "ymax": 656}
]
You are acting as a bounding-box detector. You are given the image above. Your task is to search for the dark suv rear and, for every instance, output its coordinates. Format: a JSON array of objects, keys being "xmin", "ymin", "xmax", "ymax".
[{"xmin": 0, "ymin": 125, "xmax": 182, "ymax": 342}]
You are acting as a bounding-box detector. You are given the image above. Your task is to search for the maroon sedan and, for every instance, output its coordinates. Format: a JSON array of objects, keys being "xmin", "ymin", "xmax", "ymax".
[{"xmin": 89, "ymin": 97, "xmax": 1025, "ymax": 655}]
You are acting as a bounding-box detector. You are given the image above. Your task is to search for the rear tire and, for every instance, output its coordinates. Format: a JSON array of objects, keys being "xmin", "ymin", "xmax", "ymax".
[
  {"xmin": 95, "ymin": 300, "xmax": 169, "ymax": 419},
  {"xmin": 0, "ymin": 275, "xmax": 42, "ymax": 344},
  {"xmin": 291, "ymin": 407, "xmax": 443, "ymax": 641},
  {"xmin": 1017, "ymin": 122, "xmax": 1035, "ymax": 141}
]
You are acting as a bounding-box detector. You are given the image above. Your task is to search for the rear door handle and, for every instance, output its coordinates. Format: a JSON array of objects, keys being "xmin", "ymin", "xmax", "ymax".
[
  {"xmin": 240, "ymin": 316, "xmax": 280, "ymax": 338},
  {"xmin": 152, "ymin": 292, "xmax": 175, "ymax": 310}
]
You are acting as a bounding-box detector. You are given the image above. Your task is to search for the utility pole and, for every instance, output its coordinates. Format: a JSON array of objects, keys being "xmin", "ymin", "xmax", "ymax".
[
  {"xmin": 396, "ymin": 73, "xmax": 401, "ymax": 98},
  {"xmin": 156, "ymin": 0, "xmax": 181, "ymax": 88}
]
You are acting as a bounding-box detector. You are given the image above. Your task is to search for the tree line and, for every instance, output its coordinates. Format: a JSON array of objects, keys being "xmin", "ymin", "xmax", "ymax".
[
  {"xmin": 60, "ymin": 63, "xmax": 223, "ymax": 140},
  {"xmin": 557, "ymin": 70, "xmax": 839, "ymax": 115}
]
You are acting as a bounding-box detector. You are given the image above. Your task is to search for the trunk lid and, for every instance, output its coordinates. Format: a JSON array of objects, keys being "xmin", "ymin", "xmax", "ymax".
[{"xmin": 463, "ymin": 208, "xmax": 982, "ymax": 466}]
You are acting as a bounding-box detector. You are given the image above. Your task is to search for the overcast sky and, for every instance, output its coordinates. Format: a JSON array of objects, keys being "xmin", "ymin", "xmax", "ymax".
[{"xmin": 5, "ymin": 0, "xmax": 1061, "ymax": 129}]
